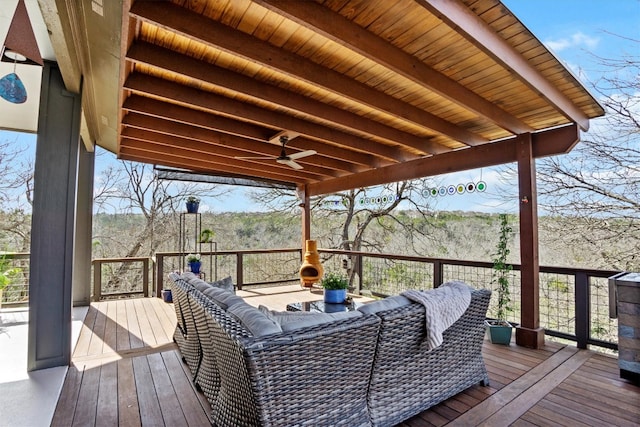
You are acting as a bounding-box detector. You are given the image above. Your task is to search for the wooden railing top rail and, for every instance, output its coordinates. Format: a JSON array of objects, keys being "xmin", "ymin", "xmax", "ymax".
[{"xmin": 318, "ymin": 248, "xmax": 620, "ymax": 277}]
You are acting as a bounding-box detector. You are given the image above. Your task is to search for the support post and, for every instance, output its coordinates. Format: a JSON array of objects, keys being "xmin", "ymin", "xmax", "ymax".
[
  {"xmin": 28, "ymin": 62, "xmax": 82, "ymax": 370},
  {"xmin": 298, "ymin": 184, "xmax": 311, "ymax": 250},
  {"xmin": 515, "ymin": 134, "xmax": 545, "ymax": 348},
  {"xmin": 72, "ymin": 141, "xmax": 94, "ymax": 306}
]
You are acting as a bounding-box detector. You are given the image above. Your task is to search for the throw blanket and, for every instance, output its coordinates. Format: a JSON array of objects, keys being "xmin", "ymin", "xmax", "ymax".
[{"xmin": 401, "ymin": 281, "xmax": 472, "ymax": 350}]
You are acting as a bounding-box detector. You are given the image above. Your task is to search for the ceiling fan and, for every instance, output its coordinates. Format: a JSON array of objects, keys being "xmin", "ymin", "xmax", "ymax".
[{"xmin": 235, "ymin": 135, "xmax": 316, "ymax": 170}]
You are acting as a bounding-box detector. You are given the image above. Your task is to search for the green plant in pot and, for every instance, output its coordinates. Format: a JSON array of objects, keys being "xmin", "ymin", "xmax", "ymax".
[
  {"xmin": 199, "ymin": 228, "xmax": 214, "ymax": 243},
  {"xmin": 321, "ymin": 272, "xmax": 348, "ymax": 304},
  {"xmin": 485, "ymin": 214, "xmax": 514, "ymax": 344}
]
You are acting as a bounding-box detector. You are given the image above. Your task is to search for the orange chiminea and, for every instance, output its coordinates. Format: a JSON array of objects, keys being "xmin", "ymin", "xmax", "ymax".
[{"xmin": 299, "ymin": 240, "xmax": 324, "ymax": 287}]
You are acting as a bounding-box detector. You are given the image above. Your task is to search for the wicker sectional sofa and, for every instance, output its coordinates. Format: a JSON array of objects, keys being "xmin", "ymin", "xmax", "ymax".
[{"xmin": 168, "ymin": 272, "xmax": 491, "ymax": 427}]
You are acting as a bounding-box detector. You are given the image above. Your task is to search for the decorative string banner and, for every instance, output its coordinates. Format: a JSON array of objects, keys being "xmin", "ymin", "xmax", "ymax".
[
  {"xmin": 422, "ymin": 181, "xmax": 486, "ymax": 198},
  {"xmin": 358, "ymin": 194, "xmax": 399, "ymax": 206}
]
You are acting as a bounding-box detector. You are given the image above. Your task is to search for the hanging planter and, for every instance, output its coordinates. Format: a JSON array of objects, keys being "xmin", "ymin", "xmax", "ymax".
[{"xmin": 186, "ymin": 196, "xmax": 200, "ymax": 213}]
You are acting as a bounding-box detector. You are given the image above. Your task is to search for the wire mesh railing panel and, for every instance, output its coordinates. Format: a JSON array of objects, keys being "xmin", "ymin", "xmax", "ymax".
[
  {"xmin": 360, "ymin": 256, "xmax": 433, "ymax": 296},
  {"xmin": 97, "ymin": 261, "xmax": 147, "ymax": 297},
  {"xmin": 539, "ymin": 272, "xmax": 576, "ymax": 335},
  {"xmin": 590, "ymin": 276, "xmax": 617, "ymax": 343},
  {"xmin": 0, "ymin": 254, "xmax": 30, "ymax": 306},
  {"xmin": 443, "ymin": 264, "xmax": 521, "ymax": 325},
  {"xmin": 241, "ymin": 251, "xmax": 300, "ymax": 285}
]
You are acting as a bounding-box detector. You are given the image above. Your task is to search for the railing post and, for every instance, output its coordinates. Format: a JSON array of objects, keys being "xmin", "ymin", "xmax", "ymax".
[
  {"xmin": 156, "ymin": 254, "xmax": 164, "ymax": 298},
  {"xmin": 143, "ymin": 258, "xmax": 149, "ymax": 297},
  {"xmin": 433, "ymin": 260, "xmax": 442, "ymax": 288},
  {"xmin": 355, "ymin": 254, "xmax": 363, "ymax": 295},
  {"xmin": 93, "ymin": 260, "xmax": 101, "ymax": 301},
  {"xmin": 237, "ymin": 253, "xmax": 244, "ymax": 290},
  {"xmin": 575, "ymin": 272, "xmax": 589, "ymax": 349}
]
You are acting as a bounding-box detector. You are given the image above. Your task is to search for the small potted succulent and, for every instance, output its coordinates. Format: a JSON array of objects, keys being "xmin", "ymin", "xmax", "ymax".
[
  {"xmin": 321, "ymin": 272, "xmax": 349, "ymax": 304},
  {"xmin": 187, "ymin": 253, "xmax": 202, "ymax": 274},
  {"xmin": 185, "ymin": 196, "xmax": 200, "ymax": 213}
]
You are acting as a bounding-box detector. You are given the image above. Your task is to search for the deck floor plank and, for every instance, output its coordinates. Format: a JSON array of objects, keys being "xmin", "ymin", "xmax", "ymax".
[
  {"xmin": 115, "ymin": 300, "xmax": 131, "ymax": 351},
  {"xmin": 74, "ymin": 305, "xmax": 98, "ymax": 357},
  {"xmin": 96, "ymin": 361, "xmax": 119, "ymax": 427},
  {"xmin": 162, "ymin": 350, "xmax": 212, "ymax": 426},
  {"xmin": 117, "ymin": 358, "xmax": 142, "ymax": 427},
  {"xmin": 71, "ymin": 364, "xmax": 100, "ymax": 427},
  {"xmin": 88, "ymin": 302, "xmax": 108, "ymax": 356},
  {"xmin": 102, "ymin": 299, "xmax": 118, "ymax": 353},
  {"xmin": 133, "ymin": 298, "xmax": 157, "ymax": 347},
  {"xmin": 147, "ymin": 352, "xmax": 188, "ymax": 426},
  {"xmin": 132, "ymin": 355, "xmax": 164, "ymax": 427},
  {"xmin": 126, "ymin": 299, "xmax": 144, "ymax": 349},
  {"xmin": 51, "ymin": 363, "xmax": 83, "ymax": 427}
]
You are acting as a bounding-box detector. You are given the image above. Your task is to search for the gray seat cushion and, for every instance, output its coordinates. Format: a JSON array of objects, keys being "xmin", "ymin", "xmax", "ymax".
[
  {"xmin": 259, "ymin": 305, "xmax": 362, "ymax": 332},
  {"xmin": 227, "ymin": 301, "xmax": 283, "ymax": 337}
]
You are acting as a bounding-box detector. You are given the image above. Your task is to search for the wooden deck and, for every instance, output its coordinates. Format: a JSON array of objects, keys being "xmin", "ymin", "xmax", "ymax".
[{"xmin": 53, "ymin": 290, "xmax": 639, "ymax": 426}]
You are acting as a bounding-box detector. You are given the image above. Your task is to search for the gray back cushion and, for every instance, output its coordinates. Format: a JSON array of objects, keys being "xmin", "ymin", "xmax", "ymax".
[
  {"xmin": 209, "ymin": 276, "xmax": 235, "ymax": 293},
  {"xmin": 357, "ymin": 295, "xmax": 412, "ymax": 315},
  {"xmin": 201, "ymin": 286, "xmax": 244, "ymax": 310},
  {"xmin": 227, "ymin": 301, "xmax": 283, "ymax": 337},
  {"xmin": 259, "ymin": 306, "xmax": 362, "ymax": 332}
]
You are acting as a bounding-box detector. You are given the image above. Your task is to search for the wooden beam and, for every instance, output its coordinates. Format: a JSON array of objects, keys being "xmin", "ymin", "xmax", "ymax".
[
  {"xmin": 123, "ymin": 95, "xmax": 272, "ymax": 142},
  {"xmin": 420, "ymin": 0, "xmax": 591, "ymax": 131},
  {"xmin": 119, "ymin": 143, "xmax": 311, "ymax": 184},
  {"xmin": 123, "ymin": 73, "xmax": 403, "ymax": 164},
  {"xmin": 254, "ymin": 0, "xmax": 532, "ymax": 134},
  {"xmin": 129, "ymin": 1, "xmax": 488, "ymax": 146},
  {"xmin": 126, "ymin": 42, "xmax": 449, "ymax": 155},
  {"xmin": 120, "ymin": 116, "xmax": 339, "ymax": 178},
  {"xmin": 515, "ymin": 134, "xmax": 544, "ymax": 349},
  {"xmin": 307, "ymin": 125, "xmax": 579, "ymax": 196}
]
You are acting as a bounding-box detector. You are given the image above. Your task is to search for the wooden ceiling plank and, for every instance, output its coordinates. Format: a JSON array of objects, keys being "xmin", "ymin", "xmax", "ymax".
[
  {"xmin": 123, "ymin": 94, "xmax": 272, "ymax": 141},
  {"xmin": 119, "ymin": 145, "xmax": 309, "ymax": 185},
  {"xmin": 128, "ymin": 1, "xmax": 488, "ymax": 146},
  {"xmin": 421, "ymin": 0, "xmax": 593, "ymax": 131},
  {"xmin": 126, "ymin": 41, "xmax": 449, "ymax": 155},
  {"xmin": 123, "ymin": 72, "xmax": 401, "ymax": 164},
  {"xmin": 121, "ymin": 114, "xmax": 339, "ymax": 178},
  {"xmin": 253, "ymin": 0, "xmax": 532, "ymax": 134},
  {"xmin": 121, "ymin": 124, "xmax": 362, "ymax": 174},
  {"xmin": 120, "ymin": 137, "xmax": 331, "ymax": 181},
  {"xmin": 308, "ymin": 124, "xmax": 579, "ymax": 196}
]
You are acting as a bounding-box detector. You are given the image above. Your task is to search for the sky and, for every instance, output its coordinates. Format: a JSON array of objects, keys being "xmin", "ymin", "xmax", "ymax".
[{"xmin": 1, "ymin": 0, "xmax": 638, "ymax": 214}]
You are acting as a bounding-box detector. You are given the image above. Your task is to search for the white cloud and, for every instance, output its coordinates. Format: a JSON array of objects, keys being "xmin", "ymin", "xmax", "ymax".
[{"xmin": 544, "ymin": 32, "xmax": 600, "ymax": 52}]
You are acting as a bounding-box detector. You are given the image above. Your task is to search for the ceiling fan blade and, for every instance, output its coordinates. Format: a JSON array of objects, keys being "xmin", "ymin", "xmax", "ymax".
[
  {"xmin": 277, "ymin": 158, "xmax": 304, "ymax": 170},
  {"xmin": 288, "ymin": 150, "xmax": 316, "ymax": 160}
]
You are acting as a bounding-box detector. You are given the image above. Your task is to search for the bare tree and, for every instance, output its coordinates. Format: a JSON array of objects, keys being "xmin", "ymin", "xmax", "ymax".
[{"xmin": 534, "ymin": 39, "xmax": 639, "ymax": 270}]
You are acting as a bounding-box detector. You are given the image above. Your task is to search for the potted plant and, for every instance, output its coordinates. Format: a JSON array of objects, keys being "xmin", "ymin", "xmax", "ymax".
[
  {"xmin": 187, "ymin": 253, "xmax": 202, "ymax": 274},
  {"xmin": 321, "ymin": 272, "xmax": 349, "ymax": 304},
  {"xmin": 199, "ymin": 228, "xmax": 214, "ymax": 243},
  {"xmin": 185, "ymin": 196, "xmax": 200, "ymax": 213},
  {"xmin": 485, "ymin": 214, "xmax": 514, "ymax": 344}
]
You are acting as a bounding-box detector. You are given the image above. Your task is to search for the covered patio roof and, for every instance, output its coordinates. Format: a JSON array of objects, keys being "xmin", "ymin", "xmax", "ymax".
[{"xmin": 43, "ymin": 0, "xmax": 603, "ymax": 196}]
